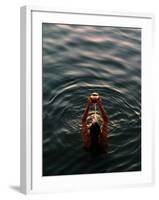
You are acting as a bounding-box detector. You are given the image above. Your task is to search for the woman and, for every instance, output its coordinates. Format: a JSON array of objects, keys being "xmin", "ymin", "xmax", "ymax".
[{"xmin": 82, "ymin": 93, "xmax": 109, "ymax": 153}]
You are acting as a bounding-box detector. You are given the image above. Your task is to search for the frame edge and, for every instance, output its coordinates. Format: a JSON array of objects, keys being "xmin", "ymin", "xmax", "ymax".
[
  {"xmin": 20, "ymin": 5, "xmax": 155, "ymax": 194},
  {"xmin": 20, "ymin": 6, "xmax": 32, "ymax": 194}
]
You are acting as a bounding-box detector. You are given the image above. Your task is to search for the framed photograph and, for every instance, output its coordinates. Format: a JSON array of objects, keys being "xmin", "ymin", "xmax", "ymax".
[{"xmin": 20, "ymin": 6, "xmax": 154, "ymax": 194}]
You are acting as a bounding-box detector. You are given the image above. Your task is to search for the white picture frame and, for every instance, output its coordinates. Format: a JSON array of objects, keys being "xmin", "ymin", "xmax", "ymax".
[{"xmin": 20, "ymin": 5, "xmax": 154, "ymax": 194}]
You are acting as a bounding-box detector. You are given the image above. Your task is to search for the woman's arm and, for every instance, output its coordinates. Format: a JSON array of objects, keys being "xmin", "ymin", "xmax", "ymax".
[
  {"xmin": 82, "ymin": 100, "xmax": 91, "ymax": 122},
  {"xmin": 81, "ymin": 98, "xmax": 91, "ymax": 149},
  {"xmin": 97, "ymin": 99, "xmax": 109, "ymax": 123},
  {"xmin": 97, "ymin": 99, "xmax": 109, "ymax": 147}
]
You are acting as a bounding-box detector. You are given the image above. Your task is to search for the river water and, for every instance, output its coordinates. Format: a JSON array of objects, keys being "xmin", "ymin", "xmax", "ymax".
[{"xmin": 42, "ymin": 23, "xmax": 141, "ymax": 176}]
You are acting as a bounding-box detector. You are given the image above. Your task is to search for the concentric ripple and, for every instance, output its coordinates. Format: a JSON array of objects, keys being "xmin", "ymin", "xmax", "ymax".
[{"xmin": 42, "ymin": 24, "xmax": 141, "ymax": 176}]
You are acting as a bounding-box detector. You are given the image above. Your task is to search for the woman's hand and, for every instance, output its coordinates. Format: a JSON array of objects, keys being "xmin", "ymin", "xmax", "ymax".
[
  {"xmin": 97, "ymin": 96, "xmax": 103, "ymax": 105},
  {"xmin": 87, "ymin": 96, "xmax": 92, "ymax": 104},
  {"xmin": 89, "ymin": 94, "xmax": 100, "ymax": 103}
]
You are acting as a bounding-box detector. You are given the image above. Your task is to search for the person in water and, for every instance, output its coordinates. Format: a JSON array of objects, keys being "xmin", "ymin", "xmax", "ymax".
[{"xmin": 82, "ymin": 93, "xmax": 109, "ymax": 154}]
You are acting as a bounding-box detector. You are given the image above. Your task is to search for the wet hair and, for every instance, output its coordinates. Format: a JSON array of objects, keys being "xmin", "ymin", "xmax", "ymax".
[
  {"xmin": 89, "ymin": 122, "xmax": 101, "ymax": 146},
  {"xmin": 89, "ymin": 122, "xmax": 102, "ymax": 155}
]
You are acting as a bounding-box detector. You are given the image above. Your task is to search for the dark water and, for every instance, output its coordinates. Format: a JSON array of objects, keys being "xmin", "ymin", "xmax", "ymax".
[{"xmin": 42, "ymin": 23, "xmax": 141, "ymax": 176}]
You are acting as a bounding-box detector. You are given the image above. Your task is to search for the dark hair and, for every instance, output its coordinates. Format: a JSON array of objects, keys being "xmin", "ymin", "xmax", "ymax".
[{"xmin": 90, "ymin": 122, "xmax": 101, "ymax": 147}]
